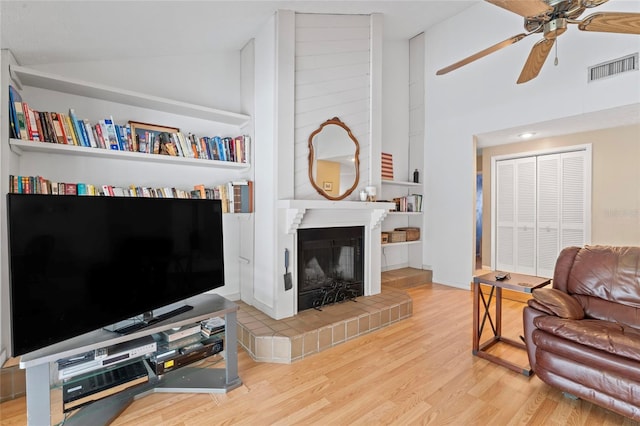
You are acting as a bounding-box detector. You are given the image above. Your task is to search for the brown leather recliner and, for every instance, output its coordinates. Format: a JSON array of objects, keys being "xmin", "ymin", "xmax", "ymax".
[{"xmin": 523, "ymin": 245, "xmax": 640, "ymax": 421}]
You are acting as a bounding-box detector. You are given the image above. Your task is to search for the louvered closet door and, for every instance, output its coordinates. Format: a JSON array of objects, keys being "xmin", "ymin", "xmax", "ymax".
[
  {"xmin": 496, "ymin": 160, "xmax": 515, "ymax": 271},
  {"xmin": 496, "ymin": 157, "xmax": 536, "ymax": 274},
  {"xmin": 515, "ymin": 157, "xmax": 537, "ymax": 275},
  {"xmin": 560, "ymin": 151, "xmax": 588, "ymax": 248},
  {"xmin": 537, "ymin": 154, "xmax": 560, "ymax": 278}
]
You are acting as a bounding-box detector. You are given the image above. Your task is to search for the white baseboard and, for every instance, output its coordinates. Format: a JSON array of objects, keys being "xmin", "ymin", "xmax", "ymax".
[{"xmin": 381, "ymin": 262, "xmax": 409, "ymax": 272}]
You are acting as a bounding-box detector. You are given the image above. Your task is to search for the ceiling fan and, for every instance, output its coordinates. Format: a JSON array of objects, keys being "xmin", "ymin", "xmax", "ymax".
[{"xmin": 436, "ymin": 0, "xmax": 640, "ymax": 83}]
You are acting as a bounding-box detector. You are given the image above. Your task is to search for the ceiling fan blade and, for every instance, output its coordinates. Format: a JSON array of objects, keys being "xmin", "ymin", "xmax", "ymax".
[
  {"xmin": 486, "ymin": 0, "xmax": 552, "ymax": 18},
  {"xmin": 436, "ymin": 33, "xmax": 529, "ymax": 75},
  {"xmin": 517, "ymin": 38, "xmax": 554, "ymax": 84},
  {"xmin": 578, "ymin": 12, "xmax": 640, "ymax": 34}
]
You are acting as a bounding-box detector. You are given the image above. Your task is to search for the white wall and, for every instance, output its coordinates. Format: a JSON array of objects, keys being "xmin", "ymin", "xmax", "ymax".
[
  {"xmin": 381, "ymin": 39, "xmax": 410, "ymax": 180},
  {"xmin": 424, "ymin": 1, "xmax": 640, "ymax": 288},
  {"xmin": 252, "ymin": 12, "xmax": 279, "ymax": 314},
  {"xmin": 29, "ymin": 53, "xmax": 242, "ymax": 113},
  {"xmin": 294, "ymin": 13, "xmax": 372, "ymax": 200}
]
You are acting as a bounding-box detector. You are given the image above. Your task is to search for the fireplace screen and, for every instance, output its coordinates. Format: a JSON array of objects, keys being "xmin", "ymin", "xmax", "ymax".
[{"xmin": 297, "ymin": 226, "xmax": 364, "ymax": 311}]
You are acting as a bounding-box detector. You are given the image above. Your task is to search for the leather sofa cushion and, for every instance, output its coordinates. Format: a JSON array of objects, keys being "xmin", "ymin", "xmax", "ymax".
[
  {"xmin": 575, "ymin": 294, "xmax": 640, "ymax": 330},
  {"xmin": 532, "ymin": 330, "xmax": 640, "ymax": 383},
  {"xmin": 567, "ymin": 246, "xmax": 640, "ymax": 308},
  {"xmin": 532, "ymin": 288, "xmax": 584, "ymax": 319},
  {"xmin": 533, "ymin": 316, "xmax": 640, "ymax": 363}
]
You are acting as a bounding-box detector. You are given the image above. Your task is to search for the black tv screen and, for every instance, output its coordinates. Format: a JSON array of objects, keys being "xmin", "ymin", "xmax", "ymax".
[{"xmin": 7, "ymin": 194, "xmax": 225, "ymax": 356}]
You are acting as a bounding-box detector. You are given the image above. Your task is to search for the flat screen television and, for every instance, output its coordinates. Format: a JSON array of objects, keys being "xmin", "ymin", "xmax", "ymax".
[{"xmin": 7, "ymin": 194, "xmax": 225, "ymax": 356}]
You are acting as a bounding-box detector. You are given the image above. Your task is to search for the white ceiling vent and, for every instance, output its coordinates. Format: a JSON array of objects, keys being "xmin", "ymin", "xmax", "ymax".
[{"xmin": 588, "ymin": 53, "xmax": 638, "ymax": 82}]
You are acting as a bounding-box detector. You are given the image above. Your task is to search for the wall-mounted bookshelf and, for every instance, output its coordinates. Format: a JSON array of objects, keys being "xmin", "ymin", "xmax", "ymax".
[
  {"xmin": 381, "ymin": 180, "xmax": 421, "ymax": 188},
  {"xmin": 382, "ymin": 240, "xmax": 421, "ymax": 248},
  {"xmin": 10, "ymin": 65, "xmax": 251, "ymax": 127}
]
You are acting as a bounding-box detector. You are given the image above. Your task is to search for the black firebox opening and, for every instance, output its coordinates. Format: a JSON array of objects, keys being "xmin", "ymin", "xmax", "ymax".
[{"xmin": 297, "ymin": 226, "xmax": 364, "ymax": 312}]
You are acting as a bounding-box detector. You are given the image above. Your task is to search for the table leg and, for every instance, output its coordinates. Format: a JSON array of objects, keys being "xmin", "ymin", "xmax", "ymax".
[
  {"xmin": 473, "ymin": 282, "xmax": 479, "ymax": 354},
  {"xmin": 26, "ymin": 363, "xmax": 50, "ymax": 426},
  {"xmin": 495, "ymin": 286, "xmax": 502, "ymax": 338}
]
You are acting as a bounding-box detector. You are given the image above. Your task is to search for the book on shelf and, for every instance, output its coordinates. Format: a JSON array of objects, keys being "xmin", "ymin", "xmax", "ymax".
[
  {"xmin": 102, "ymin": 118, "xmax": 120, "ymax": 150},
  {"xmin": 22, "ymin": 103, "xmax": 41, "ymax": 141},
  {"xmin": 176, "ymin": 132, "xmax": 191, "ymax": 158},
  {"xmin": 64, "ymin": 183, "xmax": 77, "ymax": 195},
  {"xmin": 8, "ymin": 85, "xmax": 22, "ymax": 139},
  {"xmin": 216, "ymin": 136, "xmax": 226, "ymax": 161},
  {"xmin": 43, "ymin": 112, "xmax": 58, "ymax": 143},
  {"xmin": 232, "ymin": 184, "xmax": 242, "ymax": 213},
  {"xmin": 50, "ymin": 112, "xmax": 67, "ymax": 144},
  {"xmin": 170, "ymin": 133, "xmax": 183, "ymax": 157},
  {"xmin": 61, "ymin": 113, "xmax": 78, "ymax": 145},
  {"xmin": 83, "ymin": 119, "xmax": 99, "ymax": 148},
  {"xmin": 94, "ymin": 121, "xmax": 107, "ymax": 148},
  {"xmin": 68, "ymin": 109, "xmax": 87, "ymax": 147},
  {"xmin": 37, "ymin": 111, "xmax": 51, "ymax": 142},
  {"xmin": 34, "ymin": 110, "xmax": 45, "ymax": 143},
  {"xmin": 230, "ymin": 180, "xmax": 253, "ymax": 213}
]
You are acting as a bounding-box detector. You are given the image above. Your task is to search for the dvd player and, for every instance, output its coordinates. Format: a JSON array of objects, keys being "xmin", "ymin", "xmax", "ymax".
[
  {"xmin": 149, "ymin": 335, "xmax": 223, "ymax": 375},
  {"xmin": 58, "ymin": 335, "xmax": 157, "ymax": 380}
]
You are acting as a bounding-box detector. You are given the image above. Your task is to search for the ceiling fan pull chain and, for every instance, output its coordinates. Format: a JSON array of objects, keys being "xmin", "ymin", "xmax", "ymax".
[{"xmin": 554, "ymin": 38, "xmax": 559, "ymax": 66}]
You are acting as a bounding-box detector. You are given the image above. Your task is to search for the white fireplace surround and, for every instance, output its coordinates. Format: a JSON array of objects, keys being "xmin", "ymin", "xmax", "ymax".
[{"xmin": 278, "ymin": 199, "xmax": 395, "ymax": 312}]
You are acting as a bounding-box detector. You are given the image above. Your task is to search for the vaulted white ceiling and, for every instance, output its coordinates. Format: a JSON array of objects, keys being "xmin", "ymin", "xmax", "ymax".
[{"xmin": 0, "ymin": 0, "xmax": 477, "ymax": 65}]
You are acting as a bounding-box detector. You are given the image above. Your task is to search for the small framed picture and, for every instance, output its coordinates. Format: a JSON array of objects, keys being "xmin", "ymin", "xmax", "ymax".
[
  {"xmin": 129, "ymin": 121, "xmax": 180, "ymax": 154},
  {"xmin": 323, "ymin": 181, "xmax": 333, "ymax": 191}
]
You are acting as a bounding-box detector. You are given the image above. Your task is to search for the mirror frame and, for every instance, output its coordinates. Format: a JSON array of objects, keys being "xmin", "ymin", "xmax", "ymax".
[{"xmin": 308, "ymin": 117, "xmax": 360, "ymax": 201}]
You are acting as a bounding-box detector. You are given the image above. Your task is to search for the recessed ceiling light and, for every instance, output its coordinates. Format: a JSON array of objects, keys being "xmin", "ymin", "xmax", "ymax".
[{"xmin": 518, "ymin": 132, "xmax": 535, "ymax": 139}]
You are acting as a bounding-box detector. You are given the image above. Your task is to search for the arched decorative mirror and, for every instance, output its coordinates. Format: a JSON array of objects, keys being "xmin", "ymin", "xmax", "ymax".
[{"xmin": 308, "ymin": 117, "xmax": 360, "ymax": 201}]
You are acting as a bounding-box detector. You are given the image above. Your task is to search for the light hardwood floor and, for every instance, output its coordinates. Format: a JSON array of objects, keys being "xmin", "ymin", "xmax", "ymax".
[{"xmin": 1, "ymin": 283, "xmax": 637, "ymax": 425}]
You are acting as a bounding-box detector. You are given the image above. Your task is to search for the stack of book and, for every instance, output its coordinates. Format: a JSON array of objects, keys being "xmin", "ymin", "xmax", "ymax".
[
  {"xmin": 393, "ymin": 194, "xmax": 423, "ymax": 212},
  {"xmin": 201, "ymin": 317, "xmax": 225, "ymax": 338}
]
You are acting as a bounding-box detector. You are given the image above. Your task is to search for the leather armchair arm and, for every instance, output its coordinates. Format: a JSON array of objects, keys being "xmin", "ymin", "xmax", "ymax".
[
  {"xmin": 531, "ymin": 287, "xmax": 585, "ymax": 320},
  {"xmin": 526, "ymin": 299, "xmax": 556, "ymax": 316}
]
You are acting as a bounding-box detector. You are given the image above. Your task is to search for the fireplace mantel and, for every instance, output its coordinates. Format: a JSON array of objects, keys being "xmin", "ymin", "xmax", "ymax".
[{"xmin": 278, "ymin": 200, "xmax": 395, "ymax": 234}]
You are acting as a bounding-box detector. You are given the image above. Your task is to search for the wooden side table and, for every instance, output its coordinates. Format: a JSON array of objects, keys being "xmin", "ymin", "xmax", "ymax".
[{"xmin": 472, "ymin": 271, "xmax": 550, "ymax": 376}]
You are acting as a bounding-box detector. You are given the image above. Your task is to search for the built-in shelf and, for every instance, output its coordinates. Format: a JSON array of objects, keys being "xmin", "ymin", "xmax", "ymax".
[
  {"xmin": 381, "ymin": 180, "xmax": 421, "ymax": 187},
  {"xmin": 382, "ymin": 240, "xmax": 421, "ymax": 247},
  {"xmin": 10, "ymin": 65, "xmax": 251, "ymax": 127},
  {"xmin": 10, "ymin": 139, "xmax": 249, "ymax": 169},
  {"xmin": 386, "ymin": 211, "xmax": 423, "ymax": 216}
]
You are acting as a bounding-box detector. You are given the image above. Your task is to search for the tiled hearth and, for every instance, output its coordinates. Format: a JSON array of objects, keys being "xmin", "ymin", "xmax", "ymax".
[{"xmin": 236, "ymin": 287, "xmax": 413, "ymax": 363}]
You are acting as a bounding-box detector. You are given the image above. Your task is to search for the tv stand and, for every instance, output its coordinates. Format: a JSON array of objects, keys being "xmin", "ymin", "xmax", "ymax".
[
  {"xmin": 114, "ymin": 304, "xmax": 194, "ymax": 334},
  {"xmin": 19, "ymin": 294, "xmax": 241, "ymax": 426}
]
